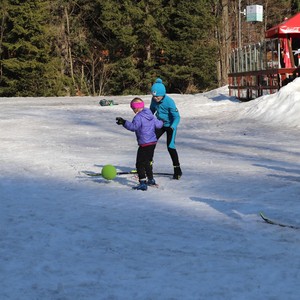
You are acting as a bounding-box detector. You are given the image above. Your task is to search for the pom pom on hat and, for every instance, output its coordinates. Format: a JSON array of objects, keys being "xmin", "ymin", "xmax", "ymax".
[{"xmin": 151, "ymin": 78, "xmax": 166, "ymax": 97}]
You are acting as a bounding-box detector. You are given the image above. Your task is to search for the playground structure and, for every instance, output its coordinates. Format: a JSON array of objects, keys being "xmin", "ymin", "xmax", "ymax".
[{"xmin": 228, "ymin": 13, "xmax": 300, "ymax": 100}]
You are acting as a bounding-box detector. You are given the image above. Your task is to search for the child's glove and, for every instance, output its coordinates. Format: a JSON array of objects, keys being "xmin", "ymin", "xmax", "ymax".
[{"xmin": 116, "ymin": 117, "xmax": 125, "ymax": 125}]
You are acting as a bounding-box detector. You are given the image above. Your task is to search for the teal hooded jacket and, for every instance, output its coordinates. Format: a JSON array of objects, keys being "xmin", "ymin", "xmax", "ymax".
[{"xmin": 150, "ymin": 95, "xmax": 180, "ymax": 129}]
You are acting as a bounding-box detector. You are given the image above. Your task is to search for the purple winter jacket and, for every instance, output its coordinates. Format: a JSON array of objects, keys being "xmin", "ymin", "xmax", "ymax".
[{"xmin": 124, "ymin": 108, "xmax": 163, "ymax": 146}]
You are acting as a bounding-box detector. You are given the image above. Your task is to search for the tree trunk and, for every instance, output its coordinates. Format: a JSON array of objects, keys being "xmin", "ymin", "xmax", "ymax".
[
  {"xmin": 64, "ymin": 6, "xmax": 76, "ymax": 90},
  {"xmin": 216, "ymin": 0, "xmax": 230, "ymax": 87}
]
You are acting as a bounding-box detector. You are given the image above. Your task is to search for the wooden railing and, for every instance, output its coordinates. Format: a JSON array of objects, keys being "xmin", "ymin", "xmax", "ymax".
[{"xmin": 228, "ymin": 38, "xmax": 300, "ymax": 100}]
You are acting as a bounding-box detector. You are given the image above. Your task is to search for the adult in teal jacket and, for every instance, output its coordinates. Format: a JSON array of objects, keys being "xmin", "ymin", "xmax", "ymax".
[{"xmin": 150, "ymin": 78, "xmax": 182, "ymax": 179}]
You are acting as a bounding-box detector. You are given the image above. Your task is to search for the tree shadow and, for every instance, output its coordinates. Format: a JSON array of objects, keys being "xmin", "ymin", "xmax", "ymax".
[{"xmin": 253, "ymin": 163, "xmax": 300, "ymax": 183}]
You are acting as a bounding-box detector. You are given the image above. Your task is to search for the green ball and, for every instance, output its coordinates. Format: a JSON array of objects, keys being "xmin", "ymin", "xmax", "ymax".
[{"xmin": 101, "ymin": 164, "xmax": 117, "ymax": 180}]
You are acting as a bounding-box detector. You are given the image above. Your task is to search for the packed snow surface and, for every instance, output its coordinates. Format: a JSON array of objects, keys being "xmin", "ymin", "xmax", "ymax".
[{"xmin": 1, "ymin": 79, "xmax": 300, "ymax": 299}]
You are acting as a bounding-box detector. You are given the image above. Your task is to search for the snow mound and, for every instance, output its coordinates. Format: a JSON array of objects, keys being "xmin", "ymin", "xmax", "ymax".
[{"xmin": 241, "ymin": 77, "xmax": 300, "ymax": 128}]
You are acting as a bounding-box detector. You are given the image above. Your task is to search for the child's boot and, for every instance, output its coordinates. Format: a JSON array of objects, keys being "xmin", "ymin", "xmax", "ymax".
[
  {"xmin": 147, "ymin": 178, "xmax": 156, "ymax": 186},
  {"xmin": 132, "ymin": 180, "xmax": 148, "ymax": 191},
  {"xmin": 173, "ymin": 165, "xmax": 182, "ymax": 179}
]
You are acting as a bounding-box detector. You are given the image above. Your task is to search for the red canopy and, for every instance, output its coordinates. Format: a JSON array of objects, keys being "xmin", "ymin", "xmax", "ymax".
[{"xmin": 266, "ymin": 13, "xmax": 300, "ymax": 38}]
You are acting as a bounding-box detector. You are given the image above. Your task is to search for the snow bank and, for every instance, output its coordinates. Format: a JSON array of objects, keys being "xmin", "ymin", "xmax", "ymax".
[{"xmin": 240, "ymin": 77, "xmax": 300, "ymax": 128}]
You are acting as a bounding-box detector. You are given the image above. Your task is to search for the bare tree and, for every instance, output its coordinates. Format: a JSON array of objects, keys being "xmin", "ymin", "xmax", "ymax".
[{"xmin": 214, "ymin": 0, "xmax": 231, "ymax": 86}]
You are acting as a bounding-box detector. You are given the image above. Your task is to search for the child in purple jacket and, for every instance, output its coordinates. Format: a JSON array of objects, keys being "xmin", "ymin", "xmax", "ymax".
[{"xmin": 116, "ymin": 97, "xmax": 163, "ymax": 191}]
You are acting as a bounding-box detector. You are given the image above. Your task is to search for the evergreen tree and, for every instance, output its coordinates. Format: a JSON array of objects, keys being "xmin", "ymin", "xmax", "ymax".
[
  {"xmin": 0, "ymin": 0, "xmax": 59, "ymax": 96},
  {"xmin": 92, "ymin": 0, "xmax": 160, "ymax": 95},
  {"xmin": 107, "ymin": 0, "xmax": 219, "ymax": 93},
  {"xmin": 1, "ymin": 0, "xmax": 296, "ymax": 97},
  {"xmin": 47, "ymin": 0, "xmax": 86, "ymax": 96},
  {"xmin": 160, "ymin": 0, "xmax": 218, "ymax": 92},
  {"xmin": 96, "ymin": 0, "xmax": 140, "ymax": 94},
  {"xmin": 94, "ymin": 0, "xmax": 218, "ymax": 94}
]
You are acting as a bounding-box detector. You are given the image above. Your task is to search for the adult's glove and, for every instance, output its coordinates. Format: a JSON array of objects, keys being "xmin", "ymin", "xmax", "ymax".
[{"xmin": 116, "ymin": 117, "xmax": 126, "ymax": 125}]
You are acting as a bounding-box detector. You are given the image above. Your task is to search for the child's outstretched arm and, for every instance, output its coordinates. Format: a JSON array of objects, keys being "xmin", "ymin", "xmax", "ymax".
[{"xmin": 123, "ymin": 116, "xmax": 141, "ymax": 132}]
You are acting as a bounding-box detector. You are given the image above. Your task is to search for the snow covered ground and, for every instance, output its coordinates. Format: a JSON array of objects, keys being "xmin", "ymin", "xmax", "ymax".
[{"xmin": 1, "ymin": 78, "xmax": 300, "ymax": 299}]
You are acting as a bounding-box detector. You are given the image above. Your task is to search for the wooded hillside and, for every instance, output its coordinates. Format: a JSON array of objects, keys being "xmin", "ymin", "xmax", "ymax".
[{"xmin": 0, "ymin": 0, "xmax": 299, "ymax": 97}]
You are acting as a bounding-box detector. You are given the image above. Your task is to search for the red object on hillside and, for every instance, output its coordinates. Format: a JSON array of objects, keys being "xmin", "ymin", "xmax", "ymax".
[
  {"xmin": 282, "ymin": 37, "xmax": 292, "ymax": 68},
  {"xmin": 266, "ymin": 13, "xmax": 300, "ymax": 38}
]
